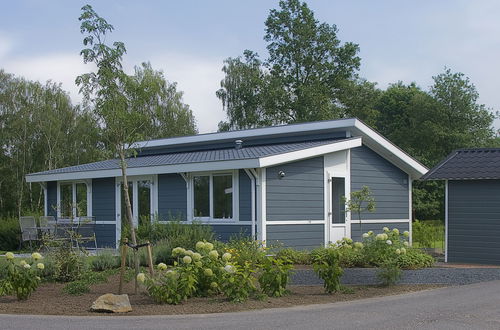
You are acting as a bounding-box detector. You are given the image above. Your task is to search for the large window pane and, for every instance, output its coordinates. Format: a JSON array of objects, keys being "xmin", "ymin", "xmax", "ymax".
[
  {"xmin": 138, "ymin": 180, "xmax": 151, "ymax": 225},
  {"xmin": 213, "ymin": 175, "xmax": 232, "ymax": 219},
  {"xmin": 332, "ymin": 178, "xmax": 346, "ymax": 224},
  {"xmin": 194, "ymin": 176, "xmax": 209, "ymax": 217},
  {"xmin": 60, "ymin": 184, "xmax": 73, "ymax": 218},
  {"xmin": 76, "ymin": 183, "xmax": 87, "ymax": 217}
]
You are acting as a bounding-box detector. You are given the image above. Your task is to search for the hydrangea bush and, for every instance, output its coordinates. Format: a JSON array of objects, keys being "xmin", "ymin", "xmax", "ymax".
[{"xmin": 0, "ymin": 252, "xmax": 45, "ymax": 300}]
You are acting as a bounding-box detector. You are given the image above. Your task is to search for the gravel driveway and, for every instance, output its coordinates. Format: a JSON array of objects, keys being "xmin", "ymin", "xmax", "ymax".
[{"xmin": 292, "ymin": 267, "xmax": 500, "ymax": 285}]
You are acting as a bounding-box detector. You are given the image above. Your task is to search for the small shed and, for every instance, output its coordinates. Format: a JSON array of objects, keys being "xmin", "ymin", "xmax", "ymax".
[{"xmin": 423, "ymin": 148, "xmax": 500, "ymax": 264}]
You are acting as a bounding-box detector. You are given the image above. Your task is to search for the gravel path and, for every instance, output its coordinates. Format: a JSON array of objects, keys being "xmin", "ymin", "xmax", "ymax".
[{"xmin": 291, "ymin": 267, "xmax": 500, "ymax": 286}]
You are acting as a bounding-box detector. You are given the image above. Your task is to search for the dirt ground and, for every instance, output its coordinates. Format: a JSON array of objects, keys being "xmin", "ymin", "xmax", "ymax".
[{"xmin": 0, "ymin": 274, "xmax": 445, "ymax": 316}]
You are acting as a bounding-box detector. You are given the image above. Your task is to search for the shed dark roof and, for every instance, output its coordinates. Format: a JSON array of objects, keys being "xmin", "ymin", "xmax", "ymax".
[
  {"xmin": 27, "ymin": 138, "xmax": 346, "ymax": 177},
  {"xmin": 422, "ymin": 148, "xmax": 500, "ymax": 180}
]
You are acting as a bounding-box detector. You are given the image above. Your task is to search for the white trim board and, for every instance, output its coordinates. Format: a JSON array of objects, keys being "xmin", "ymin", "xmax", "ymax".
[
  {"xmin": 266, "ymin": 220, "xmax": 325, "ymax": 225},
  {"xmin": 350, "ymin": 219, "xmax": 410, "ymax": 224},
  {"xmin": 156, "ymin": 221, "xmax": 252, "ymax": 226},
  {"xmin": 26, "ymin": 138, "xmax": 361, "ymax": 183}
]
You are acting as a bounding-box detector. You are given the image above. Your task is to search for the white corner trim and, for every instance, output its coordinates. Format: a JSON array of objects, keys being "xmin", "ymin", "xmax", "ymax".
[
  {"xmin": 445, "ymin": 180, "xmax": 449, "ymax": 263},
  {"xmin": 260, "ymin": 168, "xmax": 267, "ymax": 244},
  {"xmin": 266, "ymin": 220, "xmax": 325, "ymax": 225},
  {"xmin": 408, "ymin": 174, "xmax": 413, "ymax": 245},
  {"xmin": 244, "ymin": 169, "xmax": 257, "ymax": 239},
  {"xmin": 350, "ymin": 219, "xmax": 410, "ymax": 224}
]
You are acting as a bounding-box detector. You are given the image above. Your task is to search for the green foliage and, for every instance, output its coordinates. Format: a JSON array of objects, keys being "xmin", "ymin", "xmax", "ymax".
[
  {"xmin": 52, "ymin": 243, "xmax": 87, "ymax": 282},
  {"xmin": 63, "ymin": 268, "xmax": 116, "ymax": 295},
  {"xmin": 0, "ymin": 253, "xmax": 44, "ymax": 300},
  {"xmin": 224, "ymin": 235, "xmax": 267, "ymax": 268},
  {"xmin": 0, "ymin": 218, "xmax": 20, "ymax": 251},
  {"xmin": 377, "ymin": 260, "xmax": 402, "ymax": 286},
  {"xmin": 220, "ymin": 262, "xmax": 257, "ymax": 302},
  {"xmin": 258, "ymin": 256, "xmax": 294, "ymax": 297},
  {"xmin": 63, "ymin": 280, "xmax": 90, "ymax": 295},
  {"xmin": 345, "ymin": 186, "xmax": 376, "ymax": 228},
  {"xmin": 312, "ymin": 247, "xmax": 344, "ymax": 293},
  {"xmin": 396, "ymin": 249, "xmax": 435, "ymax": 270},
  {"xmin": 217, "ymin": 0, "xmax": 360, "ymax": 130},
  {"xmin": 91, "ymin": 250, "xmax": 120, "ymax": 271},
  {"xmin": 412, "ymin": 220, "xmax": 444, "ymax": 249},
  {"xmin": 275, "ymin": 248, "xmax": 311, "ymax": 265}
]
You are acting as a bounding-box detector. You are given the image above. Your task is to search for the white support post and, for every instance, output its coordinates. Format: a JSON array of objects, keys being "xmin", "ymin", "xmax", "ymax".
[
  {"xmin": 132, "ymin": 181, "xmax": 139, "ymax": 228},
  {"xmin": 41, "ymin": 182, "xmax": 47, "ymax": 217},
  {"xmin": 244, "ymin": 169, "xmax": 256, "ymax": 239},
  {"xmin": 445, "ymin": 180, "xmax": 449, "ymax": 263},
  {"xmin": 345, "ymin": 149, "xmax": 352, "ymax": 238},
  {"xmin": 408, "ymin": 174, "xmax": 413, "ymax": 245},
  {"xmin": 260, "ymin": 168, "xmax": 267, "ymax": 244}
]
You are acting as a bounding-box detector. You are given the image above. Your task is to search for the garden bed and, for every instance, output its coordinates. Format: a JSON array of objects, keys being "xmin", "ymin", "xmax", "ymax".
[{"xmin": 0, "ymin": 273, "xmax": 443, "ymax": 316}]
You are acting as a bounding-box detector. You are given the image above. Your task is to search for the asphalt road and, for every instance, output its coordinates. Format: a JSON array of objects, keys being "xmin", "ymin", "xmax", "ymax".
[{"xmin": 2, "ymin": 280, "xmax": 500, "ymax": 330}]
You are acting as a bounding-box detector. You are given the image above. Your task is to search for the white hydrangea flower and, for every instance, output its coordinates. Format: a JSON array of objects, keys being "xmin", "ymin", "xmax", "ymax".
[
  {"xmin": 354, "ymin": 242, "xmax": 364, "ymax": 249},
  {"xmin": 392, "ymin": 228, "xmax": 400, "ymax": 235},
  {"xmin": 37, "ymin": 263, "xmax": 45, "ymax": 270},
  {"xmin": 367, "ymin": 231, "xmax": 374, "ymax": 236},
  {"xmin": 400, "ymin": 248, "xmax": 407, "ymax": 254},
  {"xmin": 362, "ymin": 233, "xmax": 369, "ymax": 238},
  {"xmin": 382, "ymin": 233, "xmax": 389, "ymax": 240},
  {"xmin": 205, "ymin": 242, "xmax": 214, "ymax": 251},
  {"xmin": 210, "ymin": 282, "xmax": 218, "ymax": 289},
  {"xmin": 136, "ymin": 272, "xmax": 146, "ymax": 283},
  {"xmin": 35, "ymin": 276, "xmax": 41, "ymax": 281},
  {"xmin": 172, "ymin": 247, "xmax": 186, "ymax": 257},
  {"xmin": 192, "ymin": 252, "xmax": 202, "ymax": 261},
  {"xmin": 383, "ymin": 227, "xmax": 390, "ymax": 232},
  {"xmin": 395, "ymin": 249, "xmax": 401, "ymax": 255},
  {"xmin": 19, "ymin": 260, "xmax": 27, "ymax": 266},
  {"xmin": 209, "ymin": 250, "xmax": 219, "ymax": 260},
  {"xmin": 182, "ymin": 256, "xmax": 192, "ymax": 264},
  {"xmin": 204, "ymin": 268, "xmax": 213, "ymax": 277},
  {"xmin": 195, "ymin": 261, "xmax": 202, "ymax": 267},
  {"xmin": 375, "ymin": 234, "xmax": 385, "ymax": 241},
  {"xmin": 31, "ymin": 252, "xmax": 42, "ymax": 260},
  {"xmin": 195, "ymin": 241, "xmax": 206, "ymax": 251},
  {"xmin": 185, "ymin": 250, "xmax": 194, "ymax": 257},
  {"xmin": 157, "ymin": 263, "xmax": 167, "ymax": 271},
  {"xmin": 224, "ymin": 265, "xmax": 235, "ymax": 274},
  {"xmin": 386, "ymin": 240, "xmax": 392, "ymax": 245},
  {"xmin": 403, "ymin": 231, "xmax": 410, "ymax": 237},
  {"xmin": 403, "ymin": 241, "xmax": 409, "ymax": 247},
  {"xmin": 23, "ymin": 263, "xmax": 31, "ymax": 269},
  {"xmin": 5, "ymin": 252, "xmax": 14, "ymax": 260}
]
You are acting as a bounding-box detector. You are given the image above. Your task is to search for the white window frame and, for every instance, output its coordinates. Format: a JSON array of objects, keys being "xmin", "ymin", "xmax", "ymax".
[
  {"xmin": 116, "ymin": 175, "xmax": 157, "ymax": 227},
  {"xmin": 188, "ymin": 170, "xmax": 239, "ymax": 223},
  {"xmin": 56, "ymin": 180, "xmax": 92, "ymax": 219}
]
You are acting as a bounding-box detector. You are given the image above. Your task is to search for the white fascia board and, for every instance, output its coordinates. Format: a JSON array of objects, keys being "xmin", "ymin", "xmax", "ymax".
[
  {"xmin": 132, "ymin": 118, "xmax": 357, "ymax": 149},
  {"xmin": 258, "ymin": 137, "xmax": 362, "ymax": 168},
  {"xmin": 352, "ymin": 119, "xmax": 428, "ymax": 179}
]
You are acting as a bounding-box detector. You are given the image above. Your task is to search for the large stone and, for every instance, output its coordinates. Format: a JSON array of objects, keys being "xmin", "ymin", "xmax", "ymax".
[{"xmin": 91, "ymin": 294, "xmax": 132, "ymax": 313}]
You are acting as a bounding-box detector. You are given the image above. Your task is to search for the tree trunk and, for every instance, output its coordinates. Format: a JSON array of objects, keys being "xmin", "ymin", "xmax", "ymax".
[{"xmin": 119, "ymin": 148, "xmax": 137, "ymax": 246}]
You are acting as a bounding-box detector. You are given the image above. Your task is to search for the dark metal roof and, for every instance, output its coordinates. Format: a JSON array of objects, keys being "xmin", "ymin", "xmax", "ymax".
[
  {"xmin": 28, "ymin": 138, "xmax": 348, "ymax": 177},
  {"xmin": 422, "ymin": 148, "xmax": 500, "ymax": 180}
]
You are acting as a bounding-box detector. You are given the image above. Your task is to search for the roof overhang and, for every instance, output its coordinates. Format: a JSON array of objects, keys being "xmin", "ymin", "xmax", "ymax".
[{"xmin": 26, "ymin": 137, "xmax": 362, "ymax": 183}]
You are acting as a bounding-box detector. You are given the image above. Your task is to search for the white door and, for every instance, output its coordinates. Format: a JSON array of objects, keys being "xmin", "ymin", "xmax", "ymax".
[{"xmin": 327, "ymin": 173, "xmax": 347, "ymax": 243}]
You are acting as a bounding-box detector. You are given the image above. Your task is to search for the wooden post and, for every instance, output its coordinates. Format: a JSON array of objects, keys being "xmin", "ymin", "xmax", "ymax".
[
  {"xmin": 118, "ymin": 238, "xmax": 128, "ymax": 294},
  {"xmin": 134, "ymin": 249, "xmax": 139, "ymax": 295},
  {"xmin": 146, "ymin": 241, "xmax": 154, "ymax": 276}
]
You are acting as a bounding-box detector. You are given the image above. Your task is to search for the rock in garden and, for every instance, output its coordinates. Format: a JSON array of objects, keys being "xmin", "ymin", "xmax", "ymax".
[{"xmin": 91, "ymin": 294, "xmax": 132, "ymax": 313}]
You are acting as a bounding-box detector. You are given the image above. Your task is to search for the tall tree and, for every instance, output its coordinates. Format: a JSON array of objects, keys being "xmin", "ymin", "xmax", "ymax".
[{"xmin": 217, "ymin": 0, "xmax": 360, "ymax": 130}]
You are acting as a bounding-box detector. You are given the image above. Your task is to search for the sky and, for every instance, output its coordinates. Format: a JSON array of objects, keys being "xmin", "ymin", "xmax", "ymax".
[{"xmin": 1, "ymin": 0, "xmax": 499, "ymax": 133}]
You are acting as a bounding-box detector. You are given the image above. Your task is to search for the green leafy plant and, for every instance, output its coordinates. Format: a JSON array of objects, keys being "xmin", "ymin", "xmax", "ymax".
[
  {"xmin": 141, "ymin": 266, "xmax": 197, "ymax": 305},
  {"xmin": 0, "ymin": 218, "xmax": 21, "ymax": 251},
  {"xmin": 224, "ymin": 235, "xmax": 267, "ymax": 268},
  {"xmin": 0, "ymin": 252, "xmax": 45, "ymax": 300},
  {"xmin": 344, "ymin": 186, "xmax": 376, "ymax": 229},
  {"xmin": 312, "ymin": 248, "xmax": 344, "ymax": 293},
  {"xmin": 220, "ymin": 262, "xmax": 257, "ymax": 302},
  {"xmin": 63, "ymin": 280, "xmax": 90, "ymax": 295},
  {"xmin": 258, "ymin": 256, "xmax": 294, "ymax": 297},
  {"xmin": 275, "ymin": 248, "xmax": 311, "ymax": 265},
  {"xmin": 52, "ymin": 243, "xmax": 87, "ymax": 282},
  {"xmin": 377, "ymin": 260, "xmax": 402, "ymax": 286},
  {"xmin": 396, "ymin": 248, "xmax": 435, "ymax": 269},
  {"xmin": 91, "ymin": 250, "xmax": 119, "ymax": 271}
]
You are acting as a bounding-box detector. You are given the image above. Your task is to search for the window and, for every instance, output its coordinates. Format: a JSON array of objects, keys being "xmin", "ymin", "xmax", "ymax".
[
  {"xmin": 331, "ymin": 177, "xmax": 346, "ymax": 224},
  {"xmin": 59, "ymin": 182, "xmax": 88, "ymax": 218},
  {"xmin": 193, "ymin": 173, "xmax": 234, "ymax": 220},
  {"xmin": 119, "ymin": 177, "xmax": 154, "ymax": 227}
]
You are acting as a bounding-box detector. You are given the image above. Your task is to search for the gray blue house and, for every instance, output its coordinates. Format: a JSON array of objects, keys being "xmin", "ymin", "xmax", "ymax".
[
  {"xmin": 26, "ymin": 118, "xmax": 428, "ymax": 249},
  {"xmin": 423, "ymin": 148, "xmax": 500, "ymax": 264}
]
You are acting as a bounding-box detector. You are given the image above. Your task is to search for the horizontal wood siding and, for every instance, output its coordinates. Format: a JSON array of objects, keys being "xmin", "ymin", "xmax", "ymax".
[
  {"xmin": 211, "ymin": 224, "xmax": 250, "ymax": 242},
  {"xmin": 448, "ymin": 180, "xmax": 500, "ymax": 264},
  {"xmin": 266, "ymin": 157, "xmax": 324, "ymax": 221},
  {"xmin": 351, "ymin": 146, "xmax": 409, "ymax": 220},
  {"xmin": 95, "ymin": 224, "xmax": 116, "ymax": 248},
  {"xmin": 351, "ymin": 222, "xmax": 409, "ymax": 242},
  {"xmin": 158, "ymin": 174, "xmax": 187, "ymax": 221},
  {"xmin": 239, "ymin": 170, "xmax": 252, "ymax": 221},
  {"xmin": 267, "ymin": 224, "xmax": 324, "ymax": 250},
  {"xmin": 47, "ymin": 181, "xmax": 57, "ymax": 217},
  {"xmin": 92, "ymin": 178, "xmax": 115, "ymax": 223}
]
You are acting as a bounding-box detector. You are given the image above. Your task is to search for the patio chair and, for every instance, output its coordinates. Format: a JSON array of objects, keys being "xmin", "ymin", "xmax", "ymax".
[
  {"xmin": 39, "ymin": 216, "xmax": 56, "ymax": 235},
  {"xmin": 19, "ymin": 216, "xmax": 38, "ymax": 250},
  {"xmin": 75, "ymin": 216, "xmax": 98, "ymax": 251},
  {"xmin": 51, "ymin": 218, "xmax": 78, "ymax": 247}
]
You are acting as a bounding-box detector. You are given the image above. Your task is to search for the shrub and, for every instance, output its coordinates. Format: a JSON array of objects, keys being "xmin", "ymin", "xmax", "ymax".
[
  {"xmin": 224, "ymin": 235, "xmax": 266, "ymax": 268},
  {"xmin": 275, "ymin": 248, "xmax": 311, "ymax": 265},
  {"xmin": 258, "ymin": 256, "xmax": 293, "ymax": 297},
  {"xmin": 52, "ymin": 243, "xmax": 87, "ymax": 282},
  {"xmin": 412, "ymin": 220, "xmax": 444, "ymax": 249},
  {"xmin": 91, "ymin": 250, "xmax": 119, "ymax": 271},
  {"xmin": 137, "ymin": 219, "xmax": 215, "ymax": 245},
  {"xmin": 312, "ymin": 247, "xmax": 344, "ymax": 293},
  {"xmin": 220, "ymin": 262, "xmax": 257, "ymax": 302},
  {"xmin": 63, "ymin": 280, "xmax": 90, "ymax": 295},
  {"xmin": 0, "ymin": 252, "xmax": 45, "ymax": 300},
  {"xmin": 0, "ymin": 218, "xmax": 21, "ymax": 251},
  {"xmin": 396, "ymin": 248, "xmax": 435, "ymax": 269}
]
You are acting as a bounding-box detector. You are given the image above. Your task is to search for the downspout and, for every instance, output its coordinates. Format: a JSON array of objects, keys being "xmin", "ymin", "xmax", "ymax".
[{"xmin": 245, "ymin": 169, "xmax": 257, "ymax": 240}]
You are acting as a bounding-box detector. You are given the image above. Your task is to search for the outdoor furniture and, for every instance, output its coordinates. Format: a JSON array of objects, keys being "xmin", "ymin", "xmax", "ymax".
[
  {"xmin": 19, "ymin": 216, "xmax": 38, "ymax": 250},
  {"xmin": 51, "ymin": 218, "xmax": 78, "ymax": 247},
  {"xmin": 39, "ymin": 216, "xmax": 56, "ymax": 236},
  {"xmin": 75, "ymin": 216, "xmax": 98, "ymax": 250}
]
